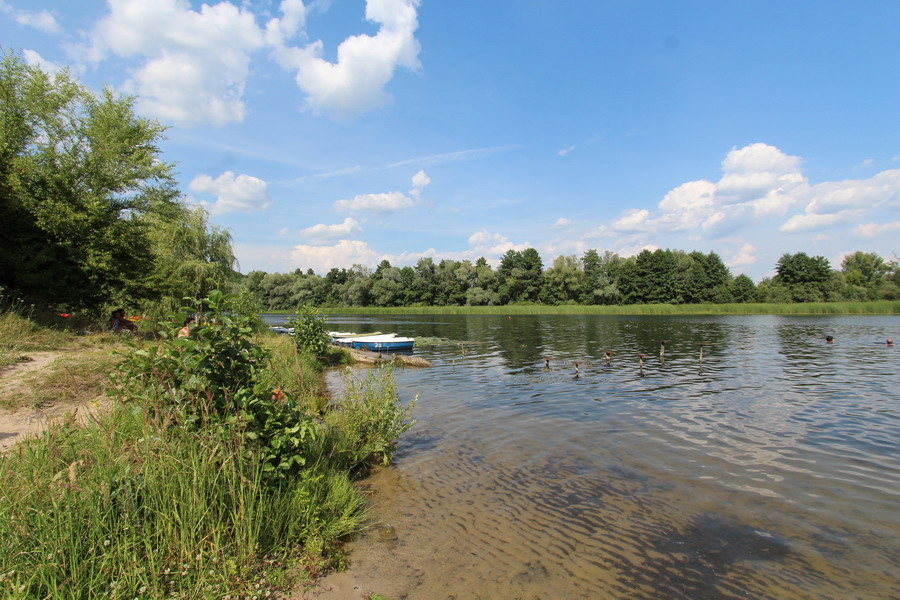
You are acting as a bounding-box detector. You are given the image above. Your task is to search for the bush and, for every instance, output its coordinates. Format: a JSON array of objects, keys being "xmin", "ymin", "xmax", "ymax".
[
  {"xmin": 113, "ymin": 290, "xmax": 318, "ymax": 484},
  {"xmin": 286, "ymin": 305, "xmax": 331, "ymax": 357}
]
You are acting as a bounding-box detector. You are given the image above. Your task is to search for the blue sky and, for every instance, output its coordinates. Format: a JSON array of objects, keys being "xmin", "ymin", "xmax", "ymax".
[{"xmin": 3, "ymin": 0, "xmax": 899, "ymax": 281}]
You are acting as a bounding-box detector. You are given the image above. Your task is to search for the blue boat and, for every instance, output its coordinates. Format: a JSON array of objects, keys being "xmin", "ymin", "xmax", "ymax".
[{"xmin": 349, "ymin": 334, "xmax": 415, "ymax": 352}]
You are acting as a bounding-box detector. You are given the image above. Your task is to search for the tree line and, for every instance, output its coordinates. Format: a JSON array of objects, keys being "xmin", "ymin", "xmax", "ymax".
[
  {"xmin": 241, "ymin": 248, "xmax": 900, "ymax": 310},
  {"xmin": 1, "ymin": 51, "xmax": 236, "ymax": 314}
]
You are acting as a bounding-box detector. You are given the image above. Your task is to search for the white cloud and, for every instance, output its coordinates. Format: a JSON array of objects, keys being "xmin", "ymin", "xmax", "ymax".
[
  {"xmin": 21, "ymin": 49, "xmax": 63, "ymax": 74},
  {"xmin": 608, "ymin": 143, "xmax": 900, "ymax": 240},
  {"xmin": 551, "ymin": 218, "xmax": 572, "ymax": 229},
  {"xmin": 558, "ymin": 145, "xmax": 575, "ymax": 157},
  {"xmin": 1, "ymin": 2, "xmax": 61, "ymax": 34},
  {"xmin": 612, "ymin": 208, "xmax": 651, "ymax": 232},
  {"xmin": 189, "ymin": 171, "xmax": 270, "ymax": 214},
  {"xmin": 269, "ymin": 0, "xmax": 421, "ymax": 120},
  {"xmin": 85, "ymin": 0, "xmax": 265, "ymax": 127},
  {"xmin": 290, "ymin": 239, "xmax": 380, "ymax": 272},
  {"xmin": 725, "ymin": 243, "xmax": 757, "ymax": 268},
  {"xmin": 300, "ymin": 217, "xmax": 362, "ymax": 241},
  {"xmin": 467, "ymin": 230, "xmax": 530, "ymax": 256},
  {"xmin": 276, "ymin": 227, "xmax": 290, "ymax": 236},
  {"xmin": 806, "ymin": 169, "xmax": 900, "ymax": 213},
  {"xmin": 411, "ymin": 169, "xmax": 431, "ymax": 189},
  {"xmin": 409, "ymin": 169, "xmax": 430, "ymax": 200},
  {"xmin": 334, "ymin": 191, "xmax": 414, "ymax": 214},
  {"xmin": 853, "ymin": 221, "xmax": 900, "ymax": 238}
]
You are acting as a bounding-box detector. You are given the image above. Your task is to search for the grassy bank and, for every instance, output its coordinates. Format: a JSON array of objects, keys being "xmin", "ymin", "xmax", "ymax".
[
  {"xmin": 265, "ymin": 300, "xmax": 900, "ymax": 316},
  {"xmin": 0, "ymin": 298, "xmax": 414, "ymax": 598}
]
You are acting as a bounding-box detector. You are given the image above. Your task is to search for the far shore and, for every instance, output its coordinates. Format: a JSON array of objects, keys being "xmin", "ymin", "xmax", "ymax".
[{"xmin": 262, "ymin": 300, "xmax": 900, "ymax": 317}]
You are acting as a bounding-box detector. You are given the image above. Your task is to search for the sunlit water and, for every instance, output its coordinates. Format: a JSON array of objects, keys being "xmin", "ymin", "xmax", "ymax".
[{"xmin": 268, "ymin": 314, "xmax": 900, "ymax": 599}]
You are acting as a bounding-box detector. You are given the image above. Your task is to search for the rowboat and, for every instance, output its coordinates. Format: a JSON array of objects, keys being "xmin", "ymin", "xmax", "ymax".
[{"xmin": 348, "ymin": 334, "xmax": 414, "ymax": 351}]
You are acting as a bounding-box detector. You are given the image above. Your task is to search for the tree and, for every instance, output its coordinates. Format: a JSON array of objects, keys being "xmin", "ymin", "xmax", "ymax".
[
  {"xmin": 145, "ymin": 201, "xmax": 235, "ymax": 309},
  {"xmin": 1, "ymin": 51, "xmax": 174, "ymax": 309},
  {"xmin": 730, "ymin": 274, "xmax": 756, "ymax": 303},
  {"xmin": 774, "ymin": 252, "xmax": 832, "ymax": 302},
  {"xmin": 498, "ymin": 248, "xmax": 543, "ymax": 303},
  {"xmin": 581, "ymin": 249, "xmax": 621, "ymax": 305},
  {"xmin": 841, "ymin": 251, "xmax": 888, "ymax": 300},
  {"xmin": 542, "ymin": 255, "xmax": 584, "ymax": 304}
]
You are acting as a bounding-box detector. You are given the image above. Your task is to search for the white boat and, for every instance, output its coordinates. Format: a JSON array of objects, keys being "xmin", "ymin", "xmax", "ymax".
[{"xmin": 348, "ymin": 334, "xmax": 414, "ymax": 351}]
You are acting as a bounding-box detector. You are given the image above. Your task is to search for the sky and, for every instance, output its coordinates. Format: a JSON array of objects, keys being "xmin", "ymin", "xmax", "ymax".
[{"xmin": 3, "ymin": 0, "xmax": 900, "ymax": 281}]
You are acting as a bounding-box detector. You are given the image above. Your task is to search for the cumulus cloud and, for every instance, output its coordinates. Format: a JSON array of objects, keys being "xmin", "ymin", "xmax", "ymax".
[
  {"xmin": 290, "ymin": 239, "xmax": 381, "ymax": 272},
  {"xmin": 189, "ymin": 171, "xmax": 270, "ymax": 214},
  {"xmin": 21, "ymin": 49, "xmax": 63, "ymax": 74},
  {"xmin": 853, "ymin": 220, "xmax": 900, "ymax": 238},
  {"xmin": 779, "ymin": 211, "xmax": 844, "ymax": 233},
  {"xmin": 551, "ymin": 218, "xmax": 572, "ymax": 229},
  {"xmin": 85, "ymin": 0, "xmax": 265, "ymax": 127},
  {"xmin": 79, "ymin": 0, "xmax": 418, "ymax": 126},
  {"xmin": 300, "ymin": 217, "xmax": 363, "ymax": 241},
  {"xmin": 269, "ymin": 0, "xmax": 422, "ymax": 120},
  {"xmin": 409, "ymin": 169, "xmax": 431, "ymax": 200},
  {"xmin": 467, "ymin": 230, "xmax": 531, "ymax": 256},
  {"xmin": 1, "ymin": 1, "xmax": 61, "ymax": 34},
  {"xmin": 334, "ymin": 191, "xmax": 414, "ymax": 214},
  {"xmin": 725, "ymin": 243, "xmax": 757, "ymax": 268},
  {"xmin": 612, "ymin": 208, "xmax": 651, "ymax": 232},
  {"xmin": 608, "ymin": 143, "xmax": 900, "ymax": 241},
  {"xmin": 411, "ymin": 169, "xmax": 431, "ymax": 189}
]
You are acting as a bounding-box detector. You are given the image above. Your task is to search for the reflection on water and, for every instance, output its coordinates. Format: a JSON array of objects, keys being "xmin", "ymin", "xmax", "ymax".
[{"xmin": 281, "ymin": 314, "xmax": 900, "ymax": 599}]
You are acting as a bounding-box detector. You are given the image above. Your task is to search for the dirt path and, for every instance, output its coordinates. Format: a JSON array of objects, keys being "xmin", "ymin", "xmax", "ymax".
[{"xmin": 0, "ymin": 351, "xmax": 108, "ymax": 452}]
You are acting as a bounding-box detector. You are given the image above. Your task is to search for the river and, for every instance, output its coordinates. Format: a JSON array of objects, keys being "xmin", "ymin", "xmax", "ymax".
[{"xmin": 268, "ymin": 313, "xmax": 900, "ymax": 600}]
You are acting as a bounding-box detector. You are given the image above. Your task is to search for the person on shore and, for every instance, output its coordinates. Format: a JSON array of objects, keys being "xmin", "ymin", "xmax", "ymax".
[
  {"xmin": 108, "ymin": 309, "xmax": 137, "ymax": 333},
  {"xmin": 178, "ymin": 315, "xmax": 196, "ymax": 338}
]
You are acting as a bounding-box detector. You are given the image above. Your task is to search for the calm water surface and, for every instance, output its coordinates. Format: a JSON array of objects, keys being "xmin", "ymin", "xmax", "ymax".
[{"xmin": 276, "ymin": 314, "xmax": 900, "ymax": 599}]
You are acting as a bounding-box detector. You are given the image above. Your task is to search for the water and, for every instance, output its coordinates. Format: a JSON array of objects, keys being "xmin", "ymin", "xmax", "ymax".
[{"xmin": 269, "ymin": 314, "xmax": 900, "ymax": 599}]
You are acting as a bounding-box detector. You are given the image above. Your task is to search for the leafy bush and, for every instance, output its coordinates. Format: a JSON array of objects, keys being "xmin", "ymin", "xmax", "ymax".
[
  {"xmin": 287, "ymin": 304, "xmax": 331, "ymax": 357},
  {"xmin": 113, "ymin": 290, "xmax": 318, "ymax": 484}
]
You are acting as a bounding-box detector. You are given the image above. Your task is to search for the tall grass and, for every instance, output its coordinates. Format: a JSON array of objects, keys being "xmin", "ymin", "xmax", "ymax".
[
  {"xmin": 0, "ymin": 406, "xmax": 365, "ymax": 599},
  {"xmin": 0, "ymin": 295, "xmax": 415, "ymax": 598},
  {"xmin": 316, "ymin": 300, "xmax": 900, "ymax": 316}
]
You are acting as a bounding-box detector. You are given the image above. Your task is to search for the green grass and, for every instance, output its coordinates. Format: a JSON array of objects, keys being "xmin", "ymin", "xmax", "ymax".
[
  {"xmin": 309, "ymin": 301, "xmax": 900, "ymax": 316},
  {"xmin": 0, "ymin": 306, "xmax": 416, "ymax": 598},
  {"xmin": 0, "ymin": 405, "xmax": 366, "ymax": 599}
]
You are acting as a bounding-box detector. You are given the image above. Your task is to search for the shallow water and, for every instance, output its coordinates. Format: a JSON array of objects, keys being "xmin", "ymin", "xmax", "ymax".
[{"xmin": 273, "ymin": 314, "xmax": 900, "ymax": 599}]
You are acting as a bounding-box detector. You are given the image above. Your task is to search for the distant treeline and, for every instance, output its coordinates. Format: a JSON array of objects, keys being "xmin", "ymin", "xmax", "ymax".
[{"xmin": 240, "ymin": 248, "xmax": 900, "ymax": 310}]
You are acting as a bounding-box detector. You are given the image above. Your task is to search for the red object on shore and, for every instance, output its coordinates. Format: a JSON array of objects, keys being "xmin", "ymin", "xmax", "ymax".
[{"xmin": 59, "ymin": 313, "xmax": 71, "ymax": 317}]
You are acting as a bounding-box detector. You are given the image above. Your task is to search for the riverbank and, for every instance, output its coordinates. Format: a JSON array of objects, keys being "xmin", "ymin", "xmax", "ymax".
[
  {"xmin": 0, "ymin": 305, "xmax": 414, "ymax": 599},
  {"xmin": 265, "ymin": 300, "xmax": 900, "ymax": 316}
]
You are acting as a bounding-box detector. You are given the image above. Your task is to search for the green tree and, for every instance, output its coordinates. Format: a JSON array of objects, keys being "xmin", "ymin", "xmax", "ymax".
[
  {"xmin": 498, "ymin": 248, "xmax": 543, "ymax": 303},
  {"xmin": 542, "ymin": 255, "xmax": 584, "ymax": 304},
  {"xmin": 145, "ymin": 201, "xmax": 235, "ymax": 309},
  {"xmin": 1, "ymin": 51, "xmax": 175, "ymax": 309},
  {"xmin": 841, "ymin": 251, "xmax": 888, "ymax": 300},
  {"xmin": 730, "ymin": 274, "xmax": 757, "ymax": 303},
  {"xmin": 580, "ymin": 249, "xmax": 621, "ymax": 305},
  {"xmin": 774, "ymin": 252, "xmax": 832, "ymax": 302}
]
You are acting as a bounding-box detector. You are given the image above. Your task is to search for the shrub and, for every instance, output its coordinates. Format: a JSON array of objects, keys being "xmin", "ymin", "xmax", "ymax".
[{"xmin": 287, "ymin": 304, "xmax": 331, "ymax": 357}]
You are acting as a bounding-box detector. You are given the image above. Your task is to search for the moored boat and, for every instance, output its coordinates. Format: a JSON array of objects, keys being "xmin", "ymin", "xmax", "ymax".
[{"xmin": 349, "ymin": 334, "xmax": 414, "ymax": 351}]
